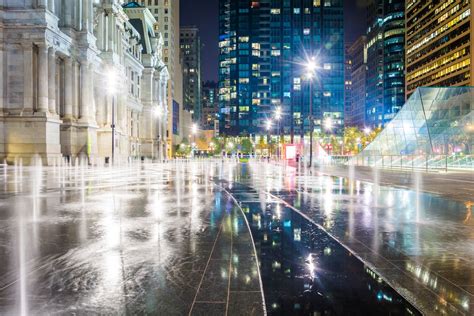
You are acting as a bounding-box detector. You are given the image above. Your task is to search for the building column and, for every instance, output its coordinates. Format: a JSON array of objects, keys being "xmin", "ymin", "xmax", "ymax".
[
  {"xmin": 0, "ymin": 45, "xmax": 3, "ymax": 111},
  {"xmin": 63, "ymin": 0, "xmax": 74, "ymax": 27},
  {"xmin": 82, "ymin": 0, "xmax": 91, "ymax": 32},
  {"xmin": 37, "ymin": 44, "xmax": 49, "ymax": 113},
  {"xmin": 80, "ymin": 62, "xmax": 90, "ymax": 121},
  {"xmin": 48, "ymin": 47, "xmax": 56, "ymax": 115},
  {"xmin": 47, "ymin": 0, "xmax": 54, "ymax": 13},
  {"xmin": 37, "ymin": 0, "xmax": 47, "ymax": 9},
  {"xmin": 89, "ymin": 64, "xmax": 96, "ymax": 121},
  {"xmin": 23, "ymin": 44, "xmax": 34, "ymax": 112},
  {"xmin": 108, "ymin": 14, "xmax": 115, "ymax": 52},
  {"xmin": 63, "ymin": 57, "xmax": 74, "ymax": 120},
  {"xmin": 88, "ymin": 0, "xmax": 94, "ymax": 31},
  {"xmin": 96, "ymin": 12, "xmax": 105, "ymax": 50},
  {"xmin": 72, "ymin": 61, "xmax": 80, "ymax": 119}
]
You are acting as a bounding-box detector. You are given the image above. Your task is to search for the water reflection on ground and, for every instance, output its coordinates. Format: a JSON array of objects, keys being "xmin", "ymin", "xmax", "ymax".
[
  {"xmin": 229, "ymin": 162, "xmax": 473, "ymax": 315},
  {"xmin": 0, "ymin": 160, "xmax": 471, "ymax": 315},
  {"xmin": 227, "ymin": 183, "xmax": 420, "ymax": 316},
  {"xmin": 0, "ymin": 161, "xmax": 262, "ymax": 315}
]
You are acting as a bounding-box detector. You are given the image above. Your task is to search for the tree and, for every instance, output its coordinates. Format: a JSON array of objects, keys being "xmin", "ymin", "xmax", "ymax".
[
  {"xmin": 176, "ymin": 138, "xmax": 191, "ymax": 157},
  {"xmin": 240, "ymin": 138, "xmax": 253, "ymax": 154}
]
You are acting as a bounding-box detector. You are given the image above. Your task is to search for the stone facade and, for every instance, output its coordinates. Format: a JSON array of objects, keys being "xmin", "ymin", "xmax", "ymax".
[{"xmin": 0, "ymin": 0, "xmax": 169, "ymax": 165}]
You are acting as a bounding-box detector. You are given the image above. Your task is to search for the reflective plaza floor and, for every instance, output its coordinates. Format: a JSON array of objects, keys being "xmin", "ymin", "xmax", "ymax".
[{"xmin": 0, "ymin": 160, "xmax": 471, "ymax": 315}]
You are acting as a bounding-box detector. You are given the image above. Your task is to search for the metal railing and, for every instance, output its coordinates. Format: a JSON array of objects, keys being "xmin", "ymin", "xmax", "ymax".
[{"xmin": 316, "ymin": 154, "xmax": 474, "ymax": 172}]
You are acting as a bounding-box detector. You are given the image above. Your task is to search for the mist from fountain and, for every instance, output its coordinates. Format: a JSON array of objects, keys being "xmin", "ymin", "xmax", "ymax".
[
  {"xmin": 413, "ymin": 170, "xmax": 422, "ymax": 222},
  {"xmin": 348, "ymin": 162, "xmax": 355, "ymax": 196},
  {"xmin": 372, "ymin": 166, "xmax": 380, "ymax": 207}
]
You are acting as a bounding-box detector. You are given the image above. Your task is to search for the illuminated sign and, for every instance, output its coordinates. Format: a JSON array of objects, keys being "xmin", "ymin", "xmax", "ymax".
[{"xmin": 285, "ymin": 145, "xmax": 296, "ymax": 160}]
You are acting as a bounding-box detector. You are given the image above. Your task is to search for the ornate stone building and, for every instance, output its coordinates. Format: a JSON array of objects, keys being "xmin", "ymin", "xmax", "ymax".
[{"xmin": 0, "ymin": 0, "xmax": 169, "ymax": 164}]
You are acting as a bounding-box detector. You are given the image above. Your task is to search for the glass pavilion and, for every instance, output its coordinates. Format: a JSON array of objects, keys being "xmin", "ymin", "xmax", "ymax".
[{"xmin": 354, "ymin": 87, "xmax": 473, "ymax": 170}]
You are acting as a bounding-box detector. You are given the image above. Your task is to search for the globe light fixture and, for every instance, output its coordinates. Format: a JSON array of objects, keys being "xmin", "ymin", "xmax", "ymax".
[
  {"xmin": 106, "ymin": 68, "xmax": 118, "ymax": 95},
  {"xmin": 324, "ymin": 117, "xmax": 333, "ymax": 131},
  {"xmin": 154, "ymin": 106, "xmax": 163, "ymax": 118},
  {"xmin": 266, "ymin": 119, "xmax": 273, "ymax": 131},
  {"xmin": 305, "ymin": 56, "xmax": 317, "ymax": 168},
  {"xmin": 275, "ymin": 106, "xmax": 282, "ymax": 121},
  {"xmin": 191, "ymin": 123, "xmax": 198, "ymax": 135},
  {"xmin": 306, "ymin": 57, "xmax": 317, "ymax": 73}
]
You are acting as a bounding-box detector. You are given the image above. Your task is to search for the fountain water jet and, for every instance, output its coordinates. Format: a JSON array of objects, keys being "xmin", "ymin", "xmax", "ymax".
[
  {"xmin": 372, "ymin": 166, "xmax": 380, "ymax": 207},
  {"xmin": 413, "ymin": 170, "xmax": 422, "ymax": 222},
  {"xmin": 348, "ymin": 163, "xmax": 355, "ymax": 195}
]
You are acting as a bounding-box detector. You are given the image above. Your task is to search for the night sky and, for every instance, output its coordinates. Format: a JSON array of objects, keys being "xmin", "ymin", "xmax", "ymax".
[{"xmin": 180, "ymin": 0, "xmax": 366, "ymax": 82}]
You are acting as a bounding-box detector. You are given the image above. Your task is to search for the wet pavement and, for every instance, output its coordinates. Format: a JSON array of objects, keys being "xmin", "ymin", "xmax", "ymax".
[
  {"xmin": 309, "ymin": 163, "xmax": 474, "ymax": 202},
  {"xmin": 0, "ymin": 161, "xmax": 263, "ymax": 315},
  {"xmin": 0, "ymin": 160, "xmax": 472, "ymax": 315},
  {"xmin": 224, "ymin": 183, "xmax": 420, "ymax": 315},
  {"xmin": 234, "ymin": 162, "xmax": 473, "ymax": 315}
]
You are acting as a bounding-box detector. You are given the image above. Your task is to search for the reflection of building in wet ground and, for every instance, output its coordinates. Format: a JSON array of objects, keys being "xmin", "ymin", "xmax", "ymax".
[
  {"xmin": 225, "ymin": 183, "xmax": 420, "ymax": 315},
  {"xmin": 257, "ymin": 162, "xmax": 473, "ymax": 315},
  {"xmin": 312, "ymin": 164, "xmax": 474, "ymax": 202},
  {"xmin": 0, "ymin": 161, "xmax": 264, "ymax": 315},
  {"xmin": 0, "ymin": 160, "xmax": 472, "ymax": 315}
]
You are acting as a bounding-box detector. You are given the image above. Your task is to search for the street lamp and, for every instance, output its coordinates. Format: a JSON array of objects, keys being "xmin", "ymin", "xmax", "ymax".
[
  {"xmin": 275, "ymin": 106, "xmax": 282, "ymax": 121},
  {"xmin": 266, "ymin": 119, "xmax": 273, "ymax": 131},
  {"xmin": 192, "ymin": 123, "xmax": 198, "ymax": 135},
  {"xmin": 324, "ymin": 117, "xmax": 333, "ymax": 132},
  {"xmin": 154, "ymin": 107, "xmax": 164, "ymax": 161},
  {"xmin": 305, "ymin": 57, "xmax": 317, "ymax": 168},
  {"xmin": 191, "ymin": 123, "xmax": 198, "ymax": 157},
  {"xmin": 274, "ymin": 106, "xmax": 282, "ymax": 159},
  {"xmin": 227, "ymin": 141, "xmax": 234, "ymax": 156},
  {"xmin": 107, "ymin": 68, "xmax": 118, "ymax": 164},
  {"xmin": 266, "ymin": 119, "xmax": 273, "ymax": 158}
]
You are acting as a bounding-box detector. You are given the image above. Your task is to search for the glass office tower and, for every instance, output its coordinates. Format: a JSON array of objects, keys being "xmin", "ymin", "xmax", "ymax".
[
  {"xmin": 218, "ymin": 0, "xmax": 344, "ymax": 139},
  {"xmin": 405, "ymin": 1, "xmax": 473, "ymax": 98},
  {"xmin": 365, "ymin": 0, "xmax": 405, "ymax": 128}
]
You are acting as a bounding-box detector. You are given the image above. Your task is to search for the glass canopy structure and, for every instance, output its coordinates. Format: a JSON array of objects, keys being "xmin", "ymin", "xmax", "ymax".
[{"xmin": 354, "ymin": 87, "xmax": 473, "ymax": 170}]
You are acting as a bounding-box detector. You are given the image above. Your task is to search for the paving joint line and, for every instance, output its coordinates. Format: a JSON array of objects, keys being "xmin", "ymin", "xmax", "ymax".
[{"xmin": 188, "ymin": 222, "xmax": 224, "ymax": 316}]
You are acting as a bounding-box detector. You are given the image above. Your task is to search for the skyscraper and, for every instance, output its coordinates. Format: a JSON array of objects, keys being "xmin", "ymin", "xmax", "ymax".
[
  {"xmin": 180, "ymin": 26, "xmax": 202, "ymax": 122},
  {"xmin": 405, "ymin": 1, "xmax": 473, "ymax": 98},
  {"xmin": 366, "ymin": 0, "xmax": 404, "ymax": 128},
  {"xmin": 347, "ymin": 36, "xmax": 368, "ymax": 129},
  {"xmin": 218, "ymin": 0, "xmax": 344, "ymax": 139},
  {"xmin": 344, "ymin": 43, "xmax": 353, "ymax": 127},
  {"xmin": 202, "ymin": 81, "xmax": 219, "ymax": 131}
]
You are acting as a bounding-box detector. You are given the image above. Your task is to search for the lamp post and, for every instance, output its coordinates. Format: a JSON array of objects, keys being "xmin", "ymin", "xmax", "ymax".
[
  {"xmin": 107, "ymin": 69, "xmax": 117, "ymax": 165},
  {"xmin": 266, "ymin": 119, "xmax": 273, "ymax": 158},
  {"xmin": 155, "ymin": 106, "xmax": 163, "ymax": 161},
  {"xmin": 324, "ymin": 117, "xmax": 333, "ymax": 157},
  {"xmin": 306, "ymin": 58, "xmax": 317, "ymax": 168},
  {"xmin": 275, "ymin": 106, "xmax": 282, "ymax": 159},
  {"xmin": 192, "ymin": 123, "xmax": 198, "ymax": 158}
]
